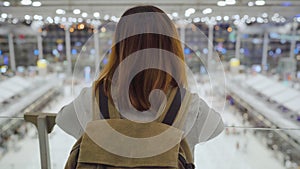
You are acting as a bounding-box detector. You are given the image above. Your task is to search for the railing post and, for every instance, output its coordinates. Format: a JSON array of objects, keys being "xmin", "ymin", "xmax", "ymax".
[
  {"xmin": 24, "ymin": 112, "xmax": 56, "ymax": 169},
  {"xmin": 37, "ymin": 114, "xmax": 51, "ymax": 169}
]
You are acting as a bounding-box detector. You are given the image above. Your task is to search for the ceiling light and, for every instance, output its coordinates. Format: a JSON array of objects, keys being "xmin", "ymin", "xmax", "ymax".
[
  {"xmin": 216, "ymin": 16, "xmax": 222, "ymax": 21},
  {"xmin": 3, "ymin": 1, "xmax": 10, "ymax": 6},
  {"xmin": 21, "ymin": 0, "xmax": 32, "ymax": 5},
  {"xmin": 12, "ymin": 18, "xmax": 18, "ymax": 24},
  {"xmin": 202, "ymin": 8, "xmax": 212, "ymax": 15},
  {"xmin": 24, "ymin": 15, "xmax": 31, "ymax": 20},
  {"xmin": 47, "ymin": 17, "xmax": 53, "ymax": 23},
  {"xmin": 262, "ymin": 13, "xmax": 268, "ymax": 18},
  {"xmin": 257, "ymin": 17, "xmax": 264, "ymax": 23},
  {"xmin": 33, "ymin": 15, "xmax": 42, "ymax": 20},
  {"xmin": 93, "ymin": 12, "xmax": 100, "ymax": 18},
  {"xmin": 56, "ymin": 9, "xmax": 66, "ymax": 15},
  {"xmin": 217, "ymin": 1, "xmax": 226, "ymax": 6},
  {"xmin": 255, "ymin": 0, "xmax": 265, "ymax": 6},
  {"xmin": 193, "ymin": 17, "xmax": 201, "ymax": 22},
  {"xmin": 223, "ymin": 16, "xmax": 229, "ymax": 21},
  {"xmin": 225, "ymin": 0, "xmax": 236, "ymax": 5},
  {"xmin": 185, "ymin": 8, "xmax": 195, "ymax": 17},
  {"xmin": 73, "ymin": 9, "xmax": 81, "ymax": 15},
  {"xmin": 104, "ymin": 14, "xmax": 109, "ymax": 20},
  {"xmin": 32, "ymin": 1, "xmax": 41, "ymax": 7},
  {"xmin": 78, "ymin": 18, "xmax": 83, "ymax": 22},
  {"xmin": 172, "ymin": 12, "xmax": 178, "ymax": 18},
  {"xmin": 1, "ymin": 13, "xmax": 8, "ymax": 19},
  {"xmin": 82, "ymin": 12, "xmax": 88, "ymax": 18},
  {"xmin": 248, "ymin": 2, "xmax": 254, "ymax": 6}
]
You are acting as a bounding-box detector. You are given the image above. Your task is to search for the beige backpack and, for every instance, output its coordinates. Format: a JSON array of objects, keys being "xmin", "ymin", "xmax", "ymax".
[{"xmin": 65, "ymin": 84, "xmax": 195, "ymax": 169}]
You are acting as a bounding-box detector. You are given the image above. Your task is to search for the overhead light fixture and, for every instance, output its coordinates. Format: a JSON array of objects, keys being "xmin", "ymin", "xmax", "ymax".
[
  {"xmin": 3, "ymin": 1, "xmax": 10, "ymax": 6},
  {"xmin": 33, "ymin": 15, "xmax": 42, "ymax": 20},
  {"xmin": 255, "ymin": 0, "xmax": 265, "ymax": 6},
  {"xmin": 93, "ymin": 12, "xmax": 100, "ymax": 18},
  {"xmin": 262, "ymin": 13, "xmax": 268, "ymax": 18},
  {"xmin": 21, "ymin": 0, "xmax": 32, "ymax": 5},
  {"xmin": 82, "ymin": 12, "xmax": 88, "ymax": 18},
  {"xmin": 47, "ymin": 17, "xmax": 53, "ymax": 23},
  {"xmin": 78, "ymin": 18, "xmax": 83, "ymax": 22},
  {"xmin": 56, "ymin": 9, "xmax": 66, "ymax": 15},
  {"xmin": 172, "ymin": 12, "xmax": 178, "ymax": 18},
  {"xmin": 32, "ymin": 1, "xmax": 41, "ymax": 7},
  {"xmin": 1, "ymin": 13, "xmax": 8, "ymax": 19},
  {"xmin": 24, "ymin": 15, "xmax": 31, "ymax": 20},
  {"xmin": 193, "ymin": 17, "xmax": 201, "ymax": 23},
  {"xmin": 217, "ymin": 1, "xmax": 226, "ymax": 6},
  {"xmin": 225, "ymin": 0, "xmax": 236, "ymax": 5},
  {"xmin": 202, "ymin": 8, "xmax": 212, "ymax": 15},
  {"xmin": 73, "ymin": 9, "xmax": 81, "ymax": 15},
  {"xmin": 103, "ymin": 14, "xmax": 109, "ymax": 20},
  {"xmin": 223, "ymin": 16, "xmax": 229, "ymax": 21},
  {"xmin": 185, "ymin": 8, "xmax": 195, "ymax": 17},
  {"xmin": 216, "ymin": 16, "xmax": 222, "ymax": 21},
  {"xmin": 248, "ymin": 2, "xmax": 254, "ymax": 6}
]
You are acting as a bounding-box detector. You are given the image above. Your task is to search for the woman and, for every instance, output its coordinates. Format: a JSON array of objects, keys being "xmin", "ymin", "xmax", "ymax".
[{"xmin": 56, "ymin": 5, "xmax": 224, "ymax": 166}]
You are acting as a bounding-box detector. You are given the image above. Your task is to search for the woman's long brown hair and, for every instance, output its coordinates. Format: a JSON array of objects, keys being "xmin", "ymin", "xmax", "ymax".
[{"xmin": 94, "ymin": 5, "xmax": 187, "ymax": 112}]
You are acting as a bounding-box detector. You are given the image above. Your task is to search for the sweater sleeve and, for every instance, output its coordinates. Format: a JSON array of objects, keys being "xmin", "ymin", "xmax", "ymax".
[
  {"xmin": 55, "ymin": 87, "xmax": 93, "ymax": 139},
  {"xmin": 185, "ymin": 94, "xmax": 224, "ymax": 152}
]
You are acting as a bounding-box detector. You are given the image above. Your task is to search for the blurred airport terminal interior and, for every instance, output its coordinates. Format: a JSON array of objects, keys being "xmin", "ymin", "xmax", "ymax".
[{"xmin": 0, "ymin": 0, "xmax": 300, "ymax": 168}]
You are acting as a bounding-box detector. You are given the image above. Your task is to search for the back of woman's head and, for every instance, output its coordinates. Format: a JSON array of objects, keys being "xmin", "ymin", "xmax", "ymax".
[{"xmin": 96, "ymin": 5, "xmax": 187, "ymax": 111}]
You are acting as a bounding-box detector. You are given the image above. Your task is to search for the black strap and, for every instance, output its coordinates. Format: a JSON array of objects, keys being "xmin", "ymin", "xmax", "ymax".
[
  {"xmin": 162, "ymin": 88, "xmax": 185, "ymax": 125},
  {"xmin": 178, "ymin": 154, "xmax": 195, "ymax": 169},
  {"xmin": 99, "ymin": 84, "xmax": 185, "ymax": 123},
  {"xmin": 99, "ymin": 83, "xmax": 110, "ymax": 119}
]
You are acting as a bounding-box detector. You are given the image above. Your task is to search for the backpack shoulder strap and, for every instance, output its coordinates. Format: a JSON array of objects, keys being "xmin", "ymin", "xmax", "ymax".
[
  {"xmin": 162, "ymin": 87, "xmax": 186, "ymax": 125},
  {"xmin": 98, "ymin": 82, "xmax": 120, "ymax": 119},
  {"xmin": 99, "ymin": 83, "xmax": 110, "ymax": 119}
]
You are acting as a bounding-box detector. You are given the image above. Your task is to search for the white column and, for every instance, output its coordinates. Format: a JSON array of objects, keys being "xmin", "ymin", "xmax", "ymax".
[
  {"xmin": 290, "ymin": 22, "xmax": 298, "ymax": 59},
  {"xmin": 93, "ymin": 24, "xmax": 100, "ymax": 70},
  {"xmin": 208, "ymin": 24, "xmax": 214, "ymax": 59},
  {"xmin": 262, "ymin": 31, "xmax": 269, "ymax": 69},
  {"xmin": 207, "ymin": 23, "xmax": 214, "ymax": 68},
  {"xmin": 8, "ymin": 33, "xmax": 16, "ymax": 72},
  {"xmin": 180, "ymin": 23, "xmax": 185, "ymax": 51},
  {"xmin": 235, "ymin": 30, "xmax": 241, "ymax": 59},
  {"xmin": 37, "ymin": 33, "xmax": 43, "ymax": 59},
  {"xmin": 65, "ymin": 24, "xmax": 72, "ymax": 75}
]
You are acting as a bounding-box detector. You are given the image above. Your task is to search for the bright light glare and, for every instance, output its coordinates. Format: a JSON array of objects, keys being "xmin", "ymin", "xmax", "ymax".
[
  {"xmin": 47, "ymin": 17, "xmax": 53, "ymax": 23},
  {"xmin": 202, "ymin": 8, "xmax": 212, "ymax": 15},
  {"xmin": 217, "ymin": 1, "xmax": 226, "ymax": 6},
  {"xmin": 103, "ymin": 14, "xmax": 109, "ymax": 20},
  {"xmin": 24, "ymin": 15, "xmax": 31, "ymax": 20},
  {"xmin": 93, "ymin": 12, "xmax": 100, "ymax": 18},
  {"xmin": 225, "ymin": 0, "xmax": 236, "ymax": 5},
  {"xmin": 172, "ymin": 12, "xmax": 178, "ymax": 17},
  {"xmin": 223, "ymin": 16, "xmax": 229, "ymax": 21},
  {"xmin": 56, "ymin": 9, "xmax": 66, "ymax": 15},
  {"xmin": 262, "ymin": 13, "xmax": 268, "ymax": 18},
  {"xmin": 82, "ymin": 12, "xmax": 88, "ymax": 18},
  {"xmin": 3, "ymin": 1, "xmax": 10, "ymax": 6},
  {"xmin": 193, "ymin": 17, "xmax": 201, "ymax": 22},
  {"xmin": 21, "ymin": 0, "xmax": 32, "ymax": 5},
  {"xmin": 248, "ymin": 1, "xmax": 254, "ymax": 6},
  {"xmin": 255, "ymin": 0, "xmax": 265, "ymax": 6},
  {"xmin": 32, "ymin": 1, "xmax": 41, "ymax": 7},
  {"xmin": 185, "ymin": 8, "xmax": 195, "ymax": 17},
  {"xmin": 1, "ymin": 13, "xmax": 8, "ymax": 19},
  {"xmin": 73, "ymin": 9, "xmax": 81, "ymax": 15}
]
